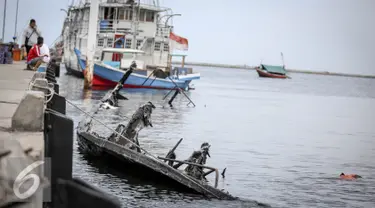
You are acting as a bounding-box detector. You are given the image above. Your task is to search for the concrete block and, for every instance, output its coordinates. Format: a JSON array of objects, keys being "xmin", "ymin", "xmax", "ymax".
[
  {"xmin": 31, "ymin": 78, "xmax": 49, "ymax": 94},
  {"xmin": 30, "ymin": 72, "xmax": 46, "ymax": 83},
  {"xmin": 11, "ymin": 91, "xmax": 45, "ymax": 131}
]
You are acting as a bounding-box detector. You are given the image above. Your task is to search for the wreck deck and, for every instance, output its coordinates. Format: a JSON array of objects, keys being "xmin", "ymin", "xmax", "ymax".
[{"xmin": 76, "ymin": 129, "xmax": 237, "ymax": 200}]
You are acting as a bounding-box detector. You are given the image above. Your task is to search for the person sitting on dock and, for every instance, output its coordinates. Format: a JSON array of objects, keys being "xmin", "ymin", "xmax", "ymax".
[{"xmin": 27, "ymin": 37, "xmax": 49, "ymax": 71}]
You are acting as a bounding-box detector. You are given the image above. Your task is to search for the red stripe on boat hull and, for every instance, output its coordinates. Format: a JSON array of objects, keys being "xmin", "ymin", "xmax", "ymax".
[
  {"xmin": 256, "ymin": 69, "xmax": 288, "ymax": 79},
  {"xmin": 92, "ymin": 74, "xmax": 173, "ymax": 90}
]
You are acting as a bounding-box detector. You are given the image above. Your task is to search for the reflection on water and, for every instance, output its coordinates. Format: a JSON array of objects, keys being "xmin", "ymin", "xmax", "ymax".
[{"xmin": 58, "ymin": 67, "xmax": 375, "ymax": 208}]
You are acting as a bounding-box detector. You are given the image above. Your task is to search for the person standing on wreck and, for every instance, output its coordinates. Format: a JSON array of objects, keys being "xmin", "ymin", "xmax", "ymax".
[{"xmin": 21, "ymin": 19, "xmax": 42, "ymax": 55}]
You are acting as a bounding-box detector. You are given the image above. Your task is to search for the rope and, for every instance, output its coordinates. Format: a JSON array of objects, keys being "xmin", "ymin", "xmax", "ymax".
[
  {"xmin": 64, "ymin": 99, "xmax": 159, "ymax": 160},
  {"xmin": 28, "ymin": 78, "xmax": 55, "ymax": 104}
]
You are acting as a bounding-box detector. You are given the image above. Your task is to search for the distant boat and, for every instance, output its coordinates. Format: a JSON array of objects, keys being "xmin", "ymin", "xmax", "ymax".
[{"xmin": 255, "ymin": 64, "xmax": 288, "ymax": 79}]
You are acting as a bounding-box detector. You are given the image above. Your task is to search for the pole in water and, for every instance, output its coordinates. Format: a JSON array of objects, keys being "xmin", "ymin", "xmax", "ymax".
[{"xmin": 168, "ymin": 89, "xmax": 180, "ymax": 108}]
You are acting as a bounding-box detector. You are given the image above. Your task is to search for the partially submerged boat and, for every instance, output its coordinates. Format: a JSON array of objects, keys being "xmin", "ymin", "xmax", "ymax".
[
  {"xmin": 255, "ymin": 64, "xmax": 288, "ymax": 79},
  {"xmin": 76, "ymin": 69, "xmax": 235, "ymax": 200},
  {"xmin": 74, "ymin": 47, "xmax": 199, "ymax": 90}
]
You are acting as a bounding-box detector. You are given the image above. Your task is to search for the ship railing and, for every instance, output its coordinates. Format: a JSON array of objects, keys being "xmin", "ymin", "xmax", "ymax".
[
  {"xmin": 98, "ymin": 19, "xmax": 133, "ymax": 34},
  {"xmin": 156, "ymin": 26, "xmax": 170, "ymax": 37},
  {"xmin": 157, "ymin": 157, "xmax": 219, "ymax": 188}
]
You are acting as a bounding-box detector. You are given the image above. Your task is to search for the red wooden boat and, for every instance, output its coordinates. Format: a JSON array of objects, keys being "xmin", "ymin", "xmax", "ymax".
[{"xmin": 255, "ymin": 64, "xmax": 289, "ymax": 79}]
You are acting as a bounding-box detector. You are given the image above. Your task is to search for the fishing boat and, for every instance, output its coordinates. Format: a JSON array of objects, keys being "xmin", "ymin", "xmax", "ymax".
[
  {"xmin": 74, "ymin": 47, "xmax": 199, "ymax": 90},
  {"xmin": 61, "ymin": 0, "xmax": 200, "ymax": 89},
  {"xmin": 76, "ymin": 69, "xmax": 235, "ymax": 200},
  {"xmin": 255, "ymin": 64, "xmax": 288, "ymax": 79}
]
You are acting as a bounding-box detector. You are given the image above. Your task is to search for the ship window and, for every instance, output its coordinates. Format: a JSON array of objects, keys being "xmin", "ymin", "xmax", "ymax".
[
  {"xmin": 154, "ymin": 42, "xmax": 161, "ymax": 51},
  {"xmin": 163, "ymin": 43, "xmax": 169, "ymax": 51},
  {"xmin": 145, "ymin": 11, "xmax": 154, "ymax": 22},
  {"xmin": 118, "ymin": 8, "xmax": 125, "ymax": 19},
  {"xmin": 97, "ymin": 38, "xmax": 104, "ymax": 47},
  {"xmin": 139, "ymin": 9, "xmax": 145, "ymax": 21},
  {"xmin": 125, "ymin": 39, "xmax": 132, "ymax": 48},
  {"xmin": 136, "ymin": 40, "xmax": 142, "ymax": 49},
  {"xmin": 107, "ymin": 38, "xmax": 113, "ymax": 47},
  {"xmin": 125, "ymin": 10, "xmax": 133, "ymax": 20}
]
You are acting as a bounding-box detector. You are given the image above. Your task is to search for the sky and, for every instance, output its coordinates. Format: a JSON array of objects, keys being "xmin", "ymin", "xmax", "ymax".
[{"xmin": 0, "ymin": 0, "xmax": 374, "ymax": 75}]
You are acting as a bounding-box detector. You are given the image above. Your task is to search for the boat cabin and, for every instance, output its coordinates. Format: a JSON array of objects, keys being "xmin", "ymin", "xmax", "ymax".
[
  {"xmin": 169, "ymin": 54, "xmax": 195, "ymax": 78},
  {"xmin": 64, "ymin": 0, "xmax": 173, "ymax": 71},
  {"xmin": 99, "ymin": 47, "xmax": 146, "ymax": 69}
]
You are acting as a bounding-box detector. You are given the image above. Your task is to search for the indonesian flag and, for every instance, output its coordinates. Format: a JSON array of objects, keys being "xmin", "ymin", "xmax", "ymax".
[{"xmin": 169, "ymin": 32, "xmax": 188, "ymax": 51}]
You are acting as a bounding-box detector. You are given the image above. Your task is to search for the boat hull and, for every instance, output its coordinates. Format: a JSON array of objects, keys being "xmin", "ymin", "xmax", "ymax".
[
  {"xmin": 93, "ymin": 63, "xmax": 196, "ymax": 90},
  {"xmin": 256, "ymin": 68, "xmax": 288, "ymax": 79},
  {"xmin": 64, "ymin": 48, "xmax": 85, "ymax": 78},
  {"xmin": 76, "ymin": 128, "xmax": 236, "ymax": 200}
]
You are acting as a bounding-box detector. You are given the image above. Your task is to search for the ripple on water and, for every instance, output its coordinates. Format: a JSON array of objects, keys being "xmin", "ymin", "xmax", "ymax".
[{"xmin": 60, "ymin": 66, "xmax": 375, "ymax": 208}]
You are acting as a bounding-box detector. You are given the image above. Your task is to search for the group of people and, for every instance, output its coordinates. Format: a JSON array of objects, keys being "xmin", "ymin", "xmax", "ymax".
[{"xmin": 21, "ymin": 19, "xmax": 50, "ymax": 70}]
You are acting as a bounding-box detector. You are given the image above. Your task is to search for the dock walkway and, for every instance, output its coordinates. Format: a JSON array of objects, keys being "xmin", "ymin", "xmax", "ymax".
[{"xmin": 0, "ymin": 61, "xmax": 44, "ymax": 207}]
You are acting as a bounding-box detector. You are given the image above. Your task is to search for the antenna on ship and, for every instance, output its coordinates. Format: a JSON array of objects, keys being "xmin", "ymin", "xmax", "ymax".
[{"xmin": 280, "ymin": 52, "xmax": 285, "ymax": 68}]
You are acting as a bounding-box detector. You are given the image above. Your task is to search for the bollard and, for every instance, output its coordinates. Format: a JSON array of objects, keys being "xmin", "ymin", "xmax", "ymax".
[
  {"xmin": 53, "ymin": 83, "xmax": 60, "ymax": 95},
  {"xmin": 55, "ymin": 178, "xmax": 122, "ymax": 208},
  {"xmin": 47, "ymin": 93, "xmax": 66, "ymax": 115},
  {"xmin": 44, "ymin": 109, "xmax": 73, "ymax": 207}
]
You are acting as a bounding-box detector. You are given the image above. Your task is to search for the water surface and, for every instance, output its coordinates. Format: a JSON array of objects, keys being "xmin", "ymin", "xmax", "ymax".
[{"xmin": 58, "ymin": 66, "xmax": 375, "ymax": 208}]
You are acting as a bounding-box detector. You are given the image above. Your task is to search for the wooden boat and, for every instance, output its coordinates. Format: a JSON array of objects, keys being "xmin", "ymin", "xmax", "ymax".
[
  {"xmin": 75, "ymin": 71, "xmax": 235, "ymax": 200},
  {"xmin": 74, "ymin": 48, "xmax": 200, "ymax": 90},
  {"xmin": 255, "ymin": 64, "xmax": 289, "ymax": 79}
]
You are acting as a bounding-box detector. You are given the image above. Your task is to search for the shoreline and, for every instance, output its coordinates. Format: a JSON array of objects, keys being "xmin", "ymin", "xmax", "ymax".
[{"xmin": 172, "ymin": 61, "xmax": 375, "ymax": 79}]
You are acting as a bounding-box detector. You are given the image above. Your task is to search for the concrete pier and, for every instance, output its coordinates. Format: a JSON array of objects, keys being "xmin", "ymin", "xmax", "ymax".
[
  {"xmin": 0, "ymin": 61, "xmax": 122, "ymax": 208},
  {"xmin": 0, "ymin": 61, "xmax": 45, "ymax": 207}
]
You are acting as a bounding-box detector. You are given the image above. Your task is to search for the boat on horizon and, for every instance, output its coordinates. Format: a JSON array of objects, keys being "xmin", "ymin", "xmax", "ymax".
[
  {"xmin": 255, "ymin": 64, "xmax": 289, "ymax": 79},
  {"xmin": 255, "ymin": 52, "xmax": 290, "ymax": 79}
]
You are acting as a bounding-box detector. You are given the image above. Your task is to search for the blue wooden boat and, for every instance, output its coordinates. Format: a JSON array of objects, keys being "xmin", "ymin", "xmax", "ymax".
[{"xmin": 74, "ymin": 48, "xmax": 200, "ymax": 90}]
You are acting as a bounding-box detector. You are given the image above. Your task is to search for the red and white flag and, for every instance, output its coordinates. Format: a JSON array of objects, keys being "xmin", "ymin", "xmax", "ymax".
[{"xmin": 169, "ymin": 32, "xmax": 188, "ymax": 51}]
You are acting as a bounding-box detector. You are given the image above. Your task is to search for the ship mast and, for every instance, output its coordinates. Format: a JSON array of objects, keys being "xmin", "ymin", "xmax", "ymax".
[{"xmin": 131, "ymin": 0, "xmax": 141, "ymax": 50}]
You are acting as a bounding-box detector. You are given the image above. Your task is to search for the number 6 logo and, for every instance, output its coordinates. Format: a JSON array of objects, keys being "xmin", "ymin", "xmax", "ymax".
[{"xmin": 13, "ymin": 161, "xmax": 45, "ymax": 199}]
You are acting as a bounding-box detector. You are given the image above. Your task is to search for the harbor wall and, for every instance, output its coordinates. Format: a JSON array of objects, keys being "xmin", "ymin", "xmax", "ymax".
[
  {"xmin": 172, "ymin": 61, "xmax": 375, "ymax": 79},
  {"xmin": 0, "ymin": 61, "xmax": 121, "ymax": 208}
]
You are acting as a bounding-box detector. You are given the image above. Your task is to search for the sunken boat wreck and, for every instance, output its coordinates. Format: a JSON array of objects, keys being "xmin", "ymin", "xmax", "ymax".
[{"xmin": 76, "ymin": 62, "xmax": 236, "ymax": 200}]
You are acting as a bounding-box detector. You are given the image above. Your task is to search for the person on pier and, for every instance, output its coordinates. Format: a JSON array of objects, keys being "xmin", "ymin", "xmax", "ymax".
[
  {"xmin": 21, "ymin": 19, "xmax": 42, "ymax": 55},
  {"xmin": 27, "ymin": 37, "xmax": 49, "ymax": 71}
]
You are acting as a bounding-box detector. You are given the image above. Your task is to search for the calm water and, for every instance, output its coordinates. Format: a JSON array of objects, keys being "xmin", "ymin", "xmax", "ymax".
[{"xmin": 58, "ymin": 66, "xmax": 375, "ymax": 208}]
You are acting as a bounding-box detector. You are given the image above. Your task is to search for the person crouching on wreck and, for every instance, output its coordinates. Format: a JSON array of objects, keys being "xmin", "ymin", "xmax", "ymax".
[
  {"xmin": 184, "ymin": 142, "xmax": 211, "ymax": 181},
  {"xmin": 27, "ymin": 37, "xmax": 49, "ymax": 71}
]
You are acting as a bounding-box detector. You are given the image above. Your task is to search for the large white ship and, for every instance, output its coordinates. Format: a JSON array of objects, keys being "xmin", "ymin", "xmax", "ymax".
[{"xmin": 60, "ymin": 0, "xmax": 199, "ymax": 89}]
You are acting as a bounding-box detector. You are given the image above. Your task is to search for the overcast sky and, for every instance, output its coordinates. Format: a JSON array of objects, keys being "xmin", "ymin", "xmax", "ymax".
[{"xmin": 1, "ymin": 0, "xmax": 374, "ymax": 75}]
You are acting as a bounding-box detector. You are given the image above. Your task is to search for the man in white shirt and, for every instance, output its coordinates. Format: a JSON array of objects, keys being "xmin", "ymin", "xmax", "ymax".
[
  {"xmin": 21, "ymin": 19, "xmax": 42, "ymax": 54},
  {"xmin": 39, "ymin": 43, "xmax": 50, "ymax": 63}
]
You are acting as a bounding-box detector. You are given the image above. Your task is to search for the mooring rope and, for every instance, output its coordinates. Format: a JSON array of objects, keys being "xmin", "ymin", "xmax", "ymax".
[
  {"xmin": 28, "ymin": 78, "xmax": 55, "ymax": 104},
  {"xmin": 64, "ymin": 98, "xmax": 159, "ymax": 160}
]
